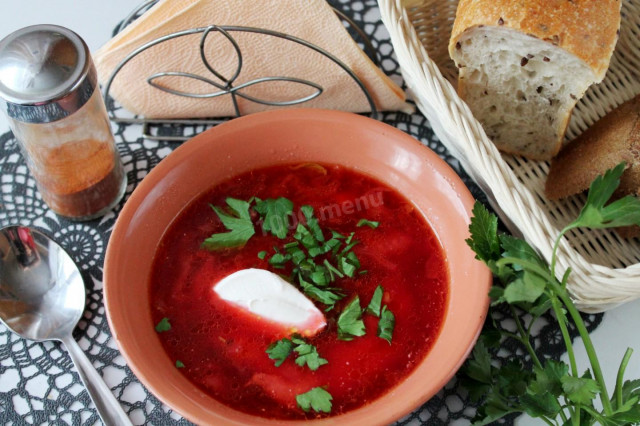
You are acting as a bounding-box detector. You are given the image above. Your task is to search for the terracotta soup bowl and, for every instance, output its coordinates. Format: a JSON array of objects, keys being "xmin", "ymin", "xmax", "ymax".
[{"xmin": 104, "ymin": 109, "xmax": 491, "ymax": 425}]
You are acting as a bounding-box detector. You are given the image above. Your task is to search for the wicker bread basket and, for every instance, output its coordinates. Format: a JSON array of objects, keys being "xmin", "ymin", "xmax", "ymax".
[{"xmin": 379, "ymin": 0, "xmax": 640, "ymax": 312}]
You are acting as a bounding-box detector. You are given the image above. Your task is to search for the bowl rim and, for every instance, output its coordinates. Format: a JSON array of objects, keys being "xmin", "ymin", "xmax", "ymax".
[{"xmin": 104, "ymin": 108, "xmax": 492, "ymax": 425}]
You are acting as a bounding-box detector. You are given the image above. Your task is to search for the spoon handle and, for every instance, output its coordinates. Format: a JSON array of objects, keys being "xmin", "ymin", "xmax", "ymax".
[{"xmin": 62, "ymin": 335, "xmax": 133, "ymax": 426}]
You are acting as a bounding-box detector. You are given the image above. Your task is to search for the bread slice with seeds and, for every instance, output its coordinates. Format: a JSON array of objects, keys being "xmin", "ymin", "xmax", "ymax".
[{"xmin": 448, "ymin": 0, "xmax": 621, "ymax": 160}]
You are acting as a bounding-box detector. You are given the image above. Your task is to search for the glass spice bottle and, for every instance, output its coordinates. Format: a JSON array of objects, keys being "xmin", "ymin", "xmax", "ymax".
[{"xmin": 0, "ymin": 24, "xmax": 126, "ymax": 220}]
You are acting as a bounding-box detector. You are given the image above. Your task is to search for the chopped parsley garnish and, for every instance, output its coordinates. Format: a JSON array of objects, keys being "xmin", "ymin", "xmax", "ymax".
[
  {"xmin": 298, "ymin": 273, "xmax": 344, "ymax": 309},
  {"xmin": 203, "ymin": 198, "xmax": 367, "ymax": 308},
  {"xmin": 202, "ymin": 198, "xmax": 255, "ymax": 250},
  {"xmin": 201, "ymin": 195, "xmax": 399, "ymax": 412},
  {"xmin": 366, "ymin": 285, "xmax": 384, "ymax": 317},
  {"xmin": 377, "ymin": 306, "xmax": 395, "ymax": 344},
  {"xmin": 301, "ymin": 205, "xmax": 324, "ymax": 242},
  {"xmin": 175, "ymin": 360, "xmax": 185, "ymax": 368},
  {"xmin": 266, "ymin": 338, "xmax": 295, "ymax": 367},
  {"xmin": 155, "ymin": 317, "xmax": 171, "ymax": 333},
  {"xmin": 365, "ymin": 286, "xmax": 395, "ymax": 343},
  {"xmin": 337, "ymin": 297, "xmax": 366, "ymax": 341},
  {"xmin": 266, "ymin": 336, "xmax": 327, "ymax": 371},
  {"xmin": 257, "ymin": 205, "xmax": 368, "ymax": 310},
  {"xmin": 296, "ymin": 387, "xmax": 333, "ymax": 413},
  {"xmin": 292, "ymin": 336, "xmax": 328, "ymax": 371},
  {"xmin": 254, "ymin": 197, "xmax": 294, "ymax": 239},
  {"xmin": 357, "ymin": 218, "xmax": 380, "ymax": 229}
]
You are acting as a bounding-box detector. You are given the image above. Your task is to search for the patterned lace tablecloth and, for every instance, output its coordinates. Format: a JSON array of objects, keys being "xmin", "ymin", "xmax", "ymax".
[{"xmin": 0, "ymin": 1, "xmax": 601, "ymax": 424}]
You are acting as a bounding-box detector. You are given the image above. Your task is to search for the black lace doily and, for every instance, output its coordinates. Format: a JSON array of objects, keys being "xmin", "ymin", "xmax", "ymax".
[{"xmin": 0, "ymin": 1, "xmax": 602, "ymax": 424}]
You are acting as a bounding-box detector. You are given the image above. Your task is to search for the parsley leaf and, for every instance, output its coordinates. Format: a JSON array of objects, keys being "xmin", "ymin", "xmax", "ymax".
[
  {"xmin": 267, "ymin": 336, "xmax": 328, "ymax": 371},
  {"xmin": 500, "ymin": 234, "xmax": 547, "ymax": 271},
  {"xmin": 301, "ymin": 205, "xmax": 325, "ymax": 243},
  {"xmin": 502, "ymin": 271, "xmax": 546, "ymax": 304},
  {"xmin": 357, "ymin": 219, "xmax": 380, "ymax": 229},
  {"xmin": 621, "ymin": 379, "xmax": 640, "ymax": 404},
  {"xmin": 266, "ymin": 338, "xmax": 294, "ymax": 367},
  {"xmin": 529, "ymin": 360, "xmax": 568, "ymax": 397},
  {"xmin": 323, "ymin": 259, "xmax": 345, "ymax": 280},
  {"xmin": 175, "ymin": 360, "xmax": 185, "ymax": 369},
  {"xmin": 377, "ymin": 305, "xmax": 395, "ymax": 344},
  {"xmin": 202, "ymin": 198, "xmax": 255, "ymax": 250},
  {"xmin": 561, "ymin": 372, "xmax": 601, "ymax": 405},
  {"xmin": 519, "ymin": 392, "xmax": 562, "ymax": 419},
  {"xmin": 573, "ymin": 162, "xmax": 640, "ymax": 230},
  {"xmin": 296, "ymin": 387, "xmax": 333, "ymax": 413},
  {"xmin": 466, "ymin": 202, "xmax": 501, "ymax": 264},
  {"xmin": 366, "ymin": 285, "xmax": 384, "ymax": 317},
  {"xmin": 298, "ymin": 273, "xmax": 344, "ymax": 309},
  {"xmin": 254, "ymin": 198, "xmax": 294, "ymax": 239},
  {"xmin": 268, "ymin": 251, "xmax": 290, "ymax": 268},
  {"xmin": 337, "ymin": 297, "xmax": 366, "ymax": 341},
  {"xmin": 464, "ymin": 340, "xmax": 493, "ymax": 386},
  {"xmin": 337, "ymin": 250, "xmax": 360, "ymax": 278},
  {"xmin": 291, "ymin": 336, "xmax": 328, "ymax": 371},
  {"xmin": 155, "ymin": 317, "xmax": 171, "ymax": 333}
]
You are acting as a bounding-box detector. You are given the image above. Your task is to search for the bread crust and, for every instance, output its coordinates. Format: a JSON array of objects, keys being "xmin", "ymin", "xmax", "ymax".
[
  {"xmin": 449, "ymin": 0, "xmax": 621, "ymax": 81},
  {"xmin": 545, "ymin": 95, "xmax": 640, "ymax": 200}
]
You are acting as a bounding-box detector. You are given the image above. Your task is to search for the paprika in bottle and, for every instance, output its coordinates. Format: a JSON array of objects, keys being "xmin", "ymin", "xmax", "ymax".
[{"xmin": 0, "ymin": 25, "xmax": 126, "ymax": 220}]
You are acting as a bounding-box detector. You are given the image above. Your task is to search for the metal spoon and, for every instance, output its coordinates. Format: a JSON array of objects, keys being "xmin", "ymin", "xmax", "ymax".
[{"xmin": 0, "ymin": 225, "xmax": 132, "ymax": 426}]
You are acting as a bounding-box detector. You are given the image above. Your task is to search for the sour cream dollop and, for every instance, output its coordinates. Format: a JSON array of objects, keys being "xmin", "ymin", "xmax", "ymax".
[{"xmin": 213, "ymin": 268, "xmax": 326, "ymax": 337}]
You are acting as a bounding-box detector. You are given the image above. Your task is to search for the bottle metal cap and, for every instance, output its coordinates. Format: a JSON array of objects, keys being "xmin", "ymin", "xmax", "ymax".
[{"xmin": 0, "ymin": 24, "xmax": 97, "ymax": 123}]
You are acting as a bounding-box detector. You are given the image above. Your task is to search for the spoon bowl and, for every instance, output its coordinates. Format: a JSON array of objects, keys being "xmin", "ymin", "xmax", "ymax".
[
  {"xmin": 0, "ymin": 225, "xmax": 84, "ymax": 341},
  {"xmin": 0, "ymin": 225, "xmax": 131, "ymax": 425}
]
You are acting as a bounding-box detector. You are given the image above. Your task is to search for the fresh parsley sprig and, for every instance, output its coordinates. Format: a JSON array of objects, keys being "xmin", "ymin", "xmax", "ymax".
[{"xmin": 463, "ymin": 163, "xmax": 640, "ymax": 425}]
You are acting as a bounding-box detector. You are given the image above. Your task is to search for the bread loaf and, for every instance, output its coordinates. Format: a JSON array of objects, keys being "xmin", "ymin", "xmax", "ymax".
[
  {"xmin": 448, "ymin": 0, "xmax": 621, "ymax": 160},
  {"xmin": 546, "ymin": 95, "xmax": 640, "ymax": 238}
]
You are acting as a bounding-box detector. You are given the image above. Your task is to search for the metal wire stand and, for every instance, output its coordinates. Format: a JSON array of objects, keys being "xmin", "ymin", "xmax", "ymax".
[{"xmin": 104, "ymin": 1, "xmax": 379, "ymax": 141}]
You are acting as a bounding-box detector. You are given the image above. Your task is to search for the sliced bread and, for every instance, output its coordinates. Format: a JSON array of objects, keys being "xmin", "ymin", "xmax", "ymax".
[
  {"xmin": 448, "ymin": 0, "xmax": 621, "ymax": 160},
  {"xmin": 546, "ymin": 95, "xmax": 640, "ymax": 238},
  {"xmin": 546, "ymin": 95, "xmax": 640, "ymax": 199}
]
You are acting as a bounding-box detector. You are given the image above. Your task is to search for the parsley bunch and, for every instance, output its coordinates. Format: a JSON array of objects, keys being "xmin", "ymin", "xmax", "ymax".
[{"xmin": 463, "ymin": 163, "xmax": 640, "ymax": 425}]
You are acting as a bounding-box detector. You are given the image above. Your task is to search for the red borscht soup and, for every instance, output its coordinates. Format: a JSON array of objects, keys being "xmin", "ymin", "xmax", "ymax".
[{"xmin": 149, "ymin": 163, "xmax": 449, "ymax": 419}]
